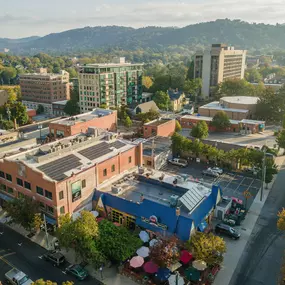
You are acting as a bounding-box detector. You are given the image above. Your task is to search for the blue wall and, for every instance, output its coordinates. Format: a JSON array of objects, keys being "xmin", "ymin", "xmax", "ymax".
[{"xmin": 93, "ymin": 184, "xmax": 221, "ymax": 241}]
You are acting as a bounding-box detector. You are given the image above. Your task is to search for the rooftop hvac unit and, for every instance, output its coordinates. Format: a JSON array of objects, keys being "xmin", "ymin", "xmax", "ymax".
[
  {"xmin": 170, "ymin": 195, "xmax": 179, "ymax": 207},
  {"xmin": 138, "ymin": 167, "xmax": 144, "ymax": 174},
  {"xmin": 111, "ymin": 186, "xmax": 122, "ymax": 194},
  {"xmin": 175, "ymin": 175, "xmax": 184, "ymax": 184}
]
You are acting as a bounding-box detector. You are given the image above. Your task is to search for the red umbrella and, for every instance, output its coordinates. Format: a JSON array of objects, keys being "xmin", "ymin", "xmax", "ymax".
[
  {"xmin": 180, "ymin": 250, "xmax": 193, "ymax": 264},
  {"xmin": 130, "ymin": 256, "xmax": 144, "ymax": 268},
  {"xmin": 143, "ymin": 261, "xmax": 159, "ymax": 274}
]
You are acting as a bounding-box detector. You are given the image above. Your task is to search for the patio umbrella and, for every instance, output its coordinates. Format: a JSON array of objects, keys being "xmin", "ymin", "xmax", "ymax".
[
  {"xmin": 168, "ymin": 273, "xmax": 185, "ymax": 285},
  {"xmin": 180, "ymin": 250, "xmax": 193, "ymax": 264},
  {"xmin": 192, "ymin": 260, "xmax": 207, "ymax": 271},
  {"xmin": 167, "ymin": 262, "xmax": 182, "ymax": 272},
  {"xmin": 185, "ymin": 267, "xmax": 200, "ymax": 282},
  {"xmin": 139, "ymin": 231, "xmax": 150, "ymax": 242},
  {"xmin": 129, "ymin": 256, "xmax": 144, "ymax": 268},
  {"xmin": 143, "ymin": 261, "xmax": 159, "ymax": 274},
  {"xmin": 137, "ymin": 246, "xmax": 150, "ymax": 258},
  {"xmin": 91, "ymin": 210, "xmax": 99, "ymax": 217},
  {"xmin": 155, "ymin": 268, "xmax": 171, "ymax": 281},
  {"xmin": 149, "ymin": 238, "xmax": 158, "ymax": 247}
]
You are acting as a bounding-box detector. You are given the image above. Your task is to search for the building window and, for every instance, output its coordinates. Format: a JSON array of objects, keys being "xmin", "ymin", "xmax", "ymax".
[
  {"xmin": 36, "ymin": 186, "xmax": 44, "ymax": 196},
  {"xmin": 59, "ymin": 191, "xmax": 64, "ymax": 200},
  {"xmin": 147, "ymin": 160, "xmax": 152, "ymax": 166},
  {"xmin": 17, "ymin": 178, "xmax": 23, "ymax": 187},
  {"xmin": 0, "ymin": 184, "xmax": 7, "ymax": 191},
  {"xmin": 45, "ymin": 190, "xmax": 53, "ymax": 200},
  {"xmin": 39, "ymin": 202, "xmax": 45, "ymax": 210},
  {"xmin": 103, "ymin": 169, "xmax": 107, "ymax": 176},
  {"xmin": 47, "ymin": 206, "xmax": 54, "ymax": 215},
  {"xmin": 60, "ymin": 206, "xmax": 65, "ymax": 215},
  {"xmin": 0, "ymin": 171, "xmax": 4, "ymax": 178},
  {"xmin": 111, "ymin": 165, "xmax": 115, "ymax": 172},
  {"xmin": 82, "ymin": 179, "xmax": 86, "ymax": 188},
  {"xmin": 6, "ymin": 173, "xmax": 12, "ymax": 182},
  {"xmin": 24, "ymin": 181, "xmax": 31, "ymax": 190},
  {"xmin": 7, "ymin": 187, "xmax": 13, "ymax": 194},
  {"xmin": 128, "ymin": 156, "xmax": 132, "ymax": 163}
]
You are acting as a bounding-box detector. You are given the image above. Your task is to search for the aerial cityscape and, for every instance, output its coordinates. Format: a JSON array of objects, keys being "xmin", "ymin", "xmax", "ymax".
[{"xmin": 1, "ymin": 1, "xmax": 285, "ymax": 285}]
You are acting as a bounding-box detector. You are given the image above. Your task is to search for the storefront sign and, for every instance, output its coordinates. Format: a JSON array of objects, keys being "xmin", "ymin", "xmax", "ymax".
[
  {"xmin": 71, "ymin": 180, "xmax": 82, "ymax": 202},
  {"xmin": 141, "ymin": 215, "xmax": 168, "ymax": 230}
]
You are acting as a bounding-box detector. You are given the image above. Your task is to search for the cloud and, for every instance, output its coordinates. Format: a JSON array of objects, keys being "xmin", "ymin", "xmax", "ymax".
[{"xmin": 1, "ymin": 0, "xmax": 285, "ymax": 38}]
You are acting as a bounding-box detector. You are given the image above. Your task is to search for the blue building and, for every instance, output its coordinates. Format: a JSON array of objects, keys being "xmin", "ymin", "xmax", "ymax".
[{"xmin": 93, "ymin": 171, "xmax": 222, "ymax": 241}]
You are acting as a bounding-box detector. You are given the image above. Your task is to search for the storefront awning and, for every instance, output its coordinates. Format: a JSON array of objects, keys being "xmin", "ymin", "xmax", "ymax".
[
  {"xmin": 198, "ymin": 221, "xmax": 208, "ymax": 232},
  {"xmin": 45, "ymin": 215, "xmax": 56, "ymax": 225},
  {"xmin": 0, "ymin": 193, "xmax": 13, "ymax": 202}
]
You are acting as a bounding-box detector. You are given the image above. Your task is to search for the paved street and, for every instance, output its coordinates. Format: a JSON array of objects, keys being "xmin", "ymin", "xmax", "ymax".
[
  {"xmin": 229, "ymin": 161, "xmax": 285, "ymax": 285},
  {"xmin": 0, "ymin": 225, "xmax": 102, "ymax": 284}
]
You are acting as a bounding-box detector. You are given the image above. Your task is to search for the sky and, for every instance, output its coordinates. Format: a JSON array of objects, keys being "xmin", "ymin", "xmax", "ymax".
[{"xmin": 1, "ymin": 0, "xmax": 285, "ymax": 38}]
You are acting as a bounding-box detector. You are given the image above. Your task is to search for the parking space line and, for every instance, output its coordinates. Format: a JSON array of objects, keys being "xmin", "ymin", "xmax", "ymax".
[
  {"xmin": 0, "ymin": 255, "xmax": 15, "ymax": 269},
  {"xmin": 235, "ymin": 176, "xmax": 247, "ymax": 193}
]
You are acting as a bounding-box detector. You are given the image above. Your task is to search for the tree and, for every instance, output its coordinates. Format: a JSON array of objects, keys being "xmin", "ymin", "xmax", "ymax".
[
  {"xmin": 191, "ymin": 121, "xmax": 208, "ymax": 139},
  {"xmin": 153, "ymin": 91, "xmax": 170, "ymax": 110},
  {"xmin": 245, "ymin": 68, "xmax": 263, "ymax": 83},
  {"xmin": 137, "ymin": 108, "xmax": 160, "ymax": 123},
  {"xmin": 149, "ymin": 236, "xmax": 180, "ymax": 267},
  {"xmin": 1, "ymin": 67, "xmax": 17, "ymax": 84},
  {"xmin": 63, "ymin": 100, "xmax": 79, "ymax": 116},
  {"xmin": 96, "ymin": 220, "xmax": 142, "ymax": 263},
  {"xmin": 99, "ymin": 104, "xmax": 107, "ymax": 109},
  {"xmin": 1, "ymin": 120, "xmax": 14, "ymax": 130},
  {"xmin": 175, "ymin": 120, "xmax": 182, "ymax": 132},
  {"xmin": 276, "ymin": 130, "xmax": 285, "ymax": 149},
  {"xmin": 183, "ymin": 78, "xmax": 202, "ymax": 98},
  {"xmin": 265, "ymin": 158, "xmax": 278, "ymax": 188},
  {"xmin": 186, "ymin": 60, "xmax": 194, "ymax": 80},
  {"xmin": 37, "ymin": 104, "xmax": 45, "ymax": 114},
  {"xmin": 142, "ymin": 76, "xmax": 153, "ymax": 90},
  {"xmin": 124, "ymin": 116, "xmax": 132, "ymax": 128},
  {"xmin": 7, "ymin": 88, "xmax": 17, "ymax": 102},
  {"xmin": 282, "ymin": 114, "xmax": 285, "ymax": 129},
  {"xmin": 278, "ymin": 209, "xmax": 285, "ymax": 231},
  {"xmin": 65, "ymin": 67, "xmax": 77, "ymax": 78},
  {"xmin": 187, "ymin": 232, "xmax": 226, "ymax": 266},
  {"xmin": 5, "ymin": 197, "xmax": 43, "ymax": 231},
  {"xmin": 32, "ymin": 280, "xmax": 73, "ymax": 285},
  {"xmin": 211, "ymin": 111, "xmax": 231, "ymax": 131}
]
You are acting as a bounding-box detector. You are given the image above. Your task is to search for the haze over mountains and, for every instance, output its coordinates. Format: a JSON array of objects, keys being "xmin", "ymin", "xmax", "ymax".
[{"xmin": 1, "ymin": 19, "xmax": 285, "ymax": 55}]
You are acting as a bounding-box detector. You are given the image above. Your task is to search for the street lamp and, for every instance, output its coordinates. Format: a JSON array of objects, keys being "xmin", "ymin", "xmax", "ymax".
[
  {"xmin": 38, "ymin": 124, "xmax": 43, "ymax": 139},
  {"xmin": 6, "ymin": 107, "xmax": 11, "ymax": 121}
]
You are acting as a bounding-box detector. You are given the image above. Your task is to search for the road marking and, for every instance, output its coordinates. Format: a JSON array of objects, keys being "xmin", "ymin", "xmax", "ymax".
[
  {"xmin": 17, "ymin": 242, "xmax": 22, "ymax": 247},
  {"xmin": 38, "ymin": 255, "xmax": 43, "ymax": 259},
  {"xmin": 0, "ymin": 254, "xmax": 15, "ymax": 268},
  {"xmin": 0, "ymin": 252, "xmax": 16, "ymax": 258},
  {"xmin": 62, "ymin": 271, "xmax": 66, "ymax": 274}
]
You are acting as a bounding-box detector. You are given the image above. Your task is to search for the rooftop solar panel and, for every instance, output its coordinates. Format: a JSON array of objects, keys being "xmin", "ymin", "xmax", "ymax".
[
  {"xmin": 38, "ymin": 154, "xmax": 81, "ymax": 181},
  {"xmin": 108, "ymin": 141, "xmax": 126, "ymax": 149},
  {"xmin": 179, "ymin": 188, "xmax": 204, "ymax": 213}
]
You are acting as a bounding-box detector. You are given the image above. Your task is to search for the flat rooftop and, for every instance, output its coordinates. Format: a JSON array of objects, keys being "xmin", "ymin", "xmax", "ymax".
[
  {"xmin": 81, "ymin": 63, "xmax": 143, "ymax": 68},
  {"xmin": 51, "ymin": 108, "xmax": 114, "ymax": 126},
  {"xmin": 99, "ymin": 170, "xmax": 212, "ymax": 214},
  {"xmin": 199, "ymin": 102, "xmax": 249, "ymax": 113},
  {"xmin": 221, "ymin": 96, "xmax": 259, "ymax": 105},
  {"xmin": 143, "ymin": 136, "xmax": 171, "ymax": 156},
  {"xmin": 6, "ymin": 133, "xmax": 135, "ymax": 182},
  {"xmin": 181, "ymin": 115, "xmax": 240, "ymax": 125},
  {"xmin": 145, "ymin": 118, "xmax": 173, "ymax": 127}
]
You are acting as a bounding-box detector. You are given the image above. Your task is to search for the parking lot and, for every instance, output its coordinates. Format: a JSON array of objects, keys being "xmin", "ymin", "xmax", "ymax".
[{"xmin": 161, "ymin": 163, "xmax": 261, "ymax": 209}]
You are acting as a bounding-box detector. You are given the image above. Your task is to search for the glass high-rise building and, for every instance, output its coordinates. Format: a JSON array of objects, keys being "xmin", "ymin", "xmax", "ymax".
[{"xmin": 78, "ymin": 57, "xmax": 143, "ymax": 113}]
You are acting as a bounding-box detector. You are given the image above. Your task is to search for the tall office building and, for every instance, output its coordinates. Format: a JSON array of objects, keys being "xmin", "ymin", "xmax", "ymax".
[
  {"xmin": 78, "ymin": 57, "xmax": 143, "ymax": 112},
  {"xmin": 20, "ymin": 68, "xmax": 70, "ymax": 114},
  {"xmin": 194, "ymin": 44, "xmax": 247, "ymax": 97}
]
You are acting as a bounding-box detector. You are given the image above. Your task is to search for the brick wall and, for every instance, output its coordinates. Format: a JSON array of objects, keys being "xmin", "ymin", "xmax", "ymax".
[{"xmin": 143, "ymin": 119, "xmax": 176, "ymax": 138}]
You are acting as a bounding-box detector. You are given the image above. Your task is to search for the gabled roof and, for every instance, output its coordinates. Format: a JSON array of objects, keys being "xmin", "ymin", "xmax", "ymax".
[{"xmin": 167, "ymin": 90, "xmax": 184, "ymax": 101}]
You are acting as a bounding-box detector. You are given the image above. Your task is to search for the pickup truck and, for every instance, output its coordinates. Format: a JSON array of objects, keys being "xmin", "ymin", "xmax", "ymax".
[
  {"xmin": 168, "ymin": 158, "xmax": 188, "ymax": 167},
  {"xmin": 5, "ymin": 268, "xmax": 33, "ymax": 285}
]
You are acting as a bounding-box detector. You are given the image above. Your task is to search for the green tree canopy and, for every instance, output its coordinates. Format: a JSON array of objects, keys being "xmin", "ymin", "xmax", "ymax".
[
  {"xmin": 124, "ymin": 116, "xmax": 132, "ymax": 128},
  {"xmin": 175, "ymin": 120, "xmax": 182, "ymax": 132},
  {"xmin": 63, "ymin": 100, "xmax": 79, "ymax": 116},
  {"xmin": 211, "ymin": 111, "xmax": 231, "ymax": 131},
  {"xmin": 142, "ymin": 76, "xmax": 153, "ymax": 90},
  {"xmin": 1, "ymin": 67, "xmax": 17, "ymax": 84},
  {"xmin": 37, "ymin": 104, "xmax": 45, "ymax": 114},
  {"xmin": 136, "ymin": 108, "xmax": 160, "ymax": 123},
  {"xmin": 5, "ymin": 197, "xmax": 43, "ymax": 231},
  {"xmin": 276, "ymin": 130, "xmax": 285, "ymax": 149},
  {"xmin": 96, "ymin": 220, "xmax": 142, "ymax": 263},
  {"xmin": 191, "ymin": 121, "xmax": 208, "ymax": 139},
  {"xmin": 153, "ymin": 91, "xmax": 170, "ymax": 110},
  {"xmin": 183, "ymin": 78, "xmax": 202, "ymax": 96},
  {"xmin": 245, "ymin": 68, "xmax": 263, "ymax": 83}
]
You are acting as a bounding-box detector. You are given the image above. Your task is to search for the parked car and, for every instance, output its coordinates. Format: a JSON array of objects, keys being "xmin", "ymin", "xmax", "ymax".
[
  {"xmin": 65, "ymin": 264, "xmax": 89, "ymax": 280},
  {"xmin": 208, "ymin": 167, "xmax": 223, "ymax": 175},
  {"xmin": 5, "ymin": 268, "xmax": 33, "ymax": 285},
  {"xmin": 43, "ymin": 251, "xmax": 66, "ymax": 267},
  {"xmin": 215, "ymin": 223, "xmax": 241, "ymax": 240},
  {"xmin": 244, "ymin": 167, "xmax": 260, "ymax": 174},
  {"xmin": 202, "ymin": 169, "xmax": 219, "ymax": 178},
  {"xmin": 168, "ymin": 158, "xmax": 188, "ymax": 167}
]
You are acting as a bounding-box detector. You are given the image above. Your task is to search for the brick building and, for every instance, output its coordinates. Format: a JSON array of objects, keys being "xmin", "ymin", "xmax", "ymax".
[
  {"xmin": 20, "ymin": 68, "xmax": 70, "ymax": 115},
  {"xmin": 0, "ymin": 133, "xmax": 143, "ymax": 224},
  {"xmin": 180, "ymin": 115, "xmax": 265, "ymax": 134},
  {"xmin": 143, "ymin": 119, "xmax": 176, "ymax": 138},
  {"xmin": 49, "ymin": 108, "xmax": 117, "ymax": 138}
]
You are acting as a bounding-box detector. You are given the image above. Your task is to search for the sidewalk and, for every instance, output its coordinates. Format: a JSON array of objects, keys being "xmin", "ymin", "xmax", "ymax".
[
  {"xmin": 0, "ymin": 210, "xmax": 137, "ymax": 285},
  {"xmin": 214, "ymin": 155, "xmax": 285, "ymax": 285}
]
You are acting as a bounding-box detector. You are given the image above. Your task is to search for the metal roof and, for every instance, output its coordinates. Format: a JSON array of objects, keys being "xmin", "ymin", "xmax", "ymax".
[{"xmin": 179, "ymin": 187, "xmax": 205, "ymax": 214}]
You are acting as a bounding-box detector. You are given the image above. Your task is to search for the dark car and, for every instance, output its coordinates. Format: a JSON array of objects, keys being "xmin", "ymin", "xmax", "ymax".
[
  {"xmin": 202, "ymin": 169, "xmax": 219, "ymax": 178},
  {"xmin": 215, "ymin": 223, "xmax": 241, "ymax": 240},
  {"xmin": 43, "ymin": 251, "xmax": 66, "ymax": 267},
  {"xmin": 65, "ymin": 264, "xmax": 89, "ymax": 280}
]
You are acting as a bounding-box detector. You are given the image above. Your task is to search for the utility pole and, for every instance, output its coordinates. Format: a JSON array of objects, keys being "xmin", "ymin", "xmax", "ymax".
[
  {"xmin": 260, "ymin": 146, "xmax": 267, "ymax": 202},
  {"xmin": 43, "ymin": 214, "xmax": 49, "ymax": 250}
]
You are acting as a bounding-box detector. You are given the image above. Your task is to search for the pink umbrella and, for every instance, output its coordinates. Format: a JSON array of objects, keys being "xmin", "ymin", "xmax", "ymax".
[
  {"xmin": 130, "ymin": 256, "xmax": 144, "ymax": 268},
  {"xmin": 180, "ymin": 250, "xmax": 193, "ymax": 264},
  {"xmin": 143, "ymin": 261, "xmax": 159, "ymax": 274}
]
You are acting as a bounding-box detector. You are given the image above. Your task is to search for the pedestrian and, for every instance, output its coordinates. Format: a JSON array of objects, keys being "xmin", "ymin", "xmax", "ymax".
[{"xmin": 99, "ymin": 265, "xmax": 104, "ymax": 280}]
